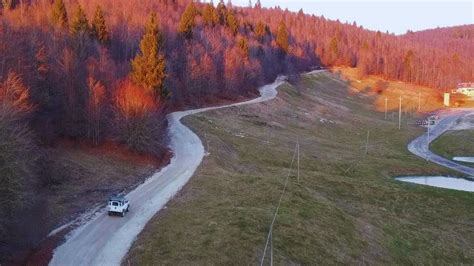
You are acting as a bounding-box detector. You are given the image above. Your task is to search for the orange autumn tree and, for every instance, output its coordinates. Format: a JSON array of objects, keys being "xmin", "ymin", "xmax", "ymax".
[
  {"xmin": 0, "ymin": 71, "xmax": 32, "ymax": 115},
  {"xmin": 50, "ymin": 0, "xmax": 68, "ymax": 30},
  {"xmin": 178, "ymin": 1, "xmax": 198, "ymax": 39},
  {"xmin": 0, "ymin": 71, "xmax": 39, "ymax": 218},
  {"xmin": 114, "ymin": 79, "xmax": 164, "ymax": 155},
  {"xmin": 276, "ymin": 20, "xmax": 289, "ymax": 53},
  {"xmin": 90, "ymin": 5, "xmax": 110, "ymax": 45},
  {"xmin": 115, "ymin": 79, "xmax": 156, "ymax": 119}
]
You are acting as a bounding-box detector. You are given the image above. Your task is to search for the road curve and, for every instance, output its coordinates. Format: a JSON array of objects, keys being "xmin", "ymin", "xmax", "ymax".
[
  {"xmin": 407, "ymin": 108, "xmax": 474, "ymax": 177},
  {"xmin": 49, "ymin": 76, "xmax": 288, "ymax": 266}
]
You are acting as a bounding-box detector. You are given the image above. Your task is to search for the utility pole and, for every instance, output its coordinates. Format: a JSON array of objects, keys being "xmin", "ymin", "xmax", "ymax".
[
  {"xmin": 418, "ymin": 92, "xmax": 421, "ymax": 112},
  {"xmin": 398, "ymin": 96, "xmax": 402, "ymax": 130},
  {"xmin": 297, "ymin": 140, "xmax": 300, "ymax": 183},
  {"xmin": 204, "ymin": 133, "xmax": 210, "ymax": 155},
  {"xmin": 427, "ymin": 123, "xmax": 430, "ymax": 147},
  {"xmin": 384, "ymin": 97, "xmax": 388, "ymax": 119},
  {"xmin": 364, "ymin": 129, "xmax": 370, "ymax": 157}
]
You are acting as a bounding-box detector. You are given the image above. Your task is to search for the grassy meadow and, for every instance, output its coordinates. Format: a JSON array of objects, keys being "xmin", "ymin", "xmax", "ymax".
[{"xmin": 126, "ymin": 70, "xmax": 474, "ymax": 264}]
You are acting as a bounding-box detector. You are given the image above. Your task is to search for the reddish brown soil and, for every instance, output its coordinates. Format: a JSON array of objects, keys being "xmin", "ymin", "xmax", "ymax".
[{"xmin": 55, "ymin": 138, "xmax": 172, "ymax": 167}]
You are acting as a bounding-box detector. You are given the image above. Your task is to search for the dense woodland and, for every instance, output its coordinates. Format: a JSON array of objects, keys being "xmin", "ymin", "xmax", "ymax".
[
  {"xmin": 0, "ymin": 0, "xmax": 473, "ymax": 260},
  {"xmin": 403, "ymin": 25, "xmax": 474, "ymax": 67}
]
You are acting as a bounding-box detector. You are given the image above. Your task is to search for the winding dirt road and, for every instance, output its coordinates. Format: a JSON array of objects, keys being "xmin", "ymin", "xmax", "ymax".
[
  {"xmin": 407, "ymin": 108, "xmax": 474, "ymax": 177},
  {"xmin": 49, "ymin": 77, "xmax": 287, "ymax": 266}
]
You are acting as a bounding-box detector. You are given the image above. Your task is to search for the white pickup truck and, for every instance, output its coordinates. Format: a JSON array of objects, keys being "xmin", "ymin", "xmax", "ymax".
[{"xmin": 107, "ymin": 195, "xmax": 130, "ymax": 217}]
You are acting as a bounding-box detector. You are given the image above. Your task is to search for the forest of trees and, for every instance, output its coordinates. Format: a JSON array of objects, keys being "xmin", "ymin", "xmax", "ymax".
[
  {"xmin": 403, "ymin": 25, "xmax": 473, "ymax": 62},
  {"xmin": 0, "ymin": 0, "xmax": 473, "ymax": 260}
]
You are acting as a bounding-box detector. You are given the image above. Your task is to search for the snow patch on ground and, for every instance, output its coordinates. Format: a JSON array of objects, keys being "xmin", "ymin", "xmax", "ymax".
[
  {"xmin": 453, "ymin": 157, "xmax": 474, "ymax": 163},
  {"xmin": 47, "ymin": 204, "xmax": 103, "ymax": 238},
  {"xmin": 397, "ymin": 176, "xmax": 474, "ymax": 192}
]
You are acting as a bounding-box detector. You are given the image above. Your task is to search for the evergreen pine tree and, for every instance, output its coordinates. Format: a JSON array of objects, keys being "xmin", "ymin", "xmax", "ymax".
[
  {"xmin": 226, "ymin": 9, "xmax": 239, "ymax": 35},
  {"xmin": 70, "ymin": 5, "xmax": 89, "ymax": 35},
  {"xmin": 51, "ymin": 0, "xmax": 68, "ymax": 29},
  {"xmin": 255, "ymin": 21, "xmax": 266, "ymax": 41},
  {"xmin": 131, "ymin": 13, "xmax": 166, "ymax": 98},
  {"xmin": 276, "ymin": 20, "xmax": 289, "ymax": 53},
  {"xmin": 91, "ymin": 5, "xmax": 110, "ymax": 45},
  {"xmin": 216, "ymin": 0, "xmax": 227, "ymax": 25},
  {"xmin": 329, "ymin": 37, "xmax": 339, "ymax": 57},
  {"xmin": 203, "ymin": 3, "xmax": 219, "ymax": 27},
  {"xmin": 178, "ymin": 2, "xmax": 197, "ymax": 39},
  {"xmin": 255, "ymin": 0, "xmax": 262, "ymax": 9},
  {"xmin": 238, "ymin": 37, "xmax": 249, "ymax": 58},
  {"xmin": 2, "ymin": 0, "xmax": 13, "ymax": 10}
]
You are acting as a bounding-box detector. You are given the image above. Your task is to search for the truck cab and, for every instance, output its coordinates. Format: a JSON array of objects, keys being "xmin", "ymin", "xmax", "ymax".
[{"xmin": 107, "ymin": 195, "xmax": 130, "ymax": 217}]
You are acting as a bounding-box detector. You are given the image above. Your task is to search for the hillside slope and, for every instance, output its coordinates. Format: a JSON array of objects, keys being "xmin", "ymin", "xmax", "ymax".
[
  {"xmin": 49, "ymin": 76, "xmax": 285, "ymax": 266},
  {"xmin": 1, "ymin": 0, "xmax": 473, "ymax": 263},
  {"xmin": 403, "ymin": 25, "xmax": 474, "ymax": 60},
  {"xmin": 125, "ymin": 71, "xmax": 474, "ymax": 264},
  {"xmin": 1, "ymin": 143, "xmax": 161, "ymax": 264}
]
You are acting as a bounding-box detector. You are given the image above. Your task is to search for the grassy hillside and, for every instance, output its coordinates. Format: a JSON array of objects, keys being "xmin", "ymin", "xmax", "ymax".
[
  {"xmin": 431, "ymin": 130, "xmax": 474, "ymax": 162},
  {"xmin": 333, "ymin": 67, "xmax": 444, "ymax": 113},
  {"xmin": 126, "ymin": 71, "xmax": 474, "ymax": 264}
]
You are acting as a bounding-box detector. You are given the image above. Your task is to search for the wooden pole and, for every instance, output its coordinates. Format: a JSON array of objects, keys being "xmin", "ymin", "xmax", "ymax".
[
  {"xmin": 384, "ymin": 97, "xmax": 388, "ymax": 119},
  {"xmin": 398, "ymin": 96, "xmax": 402, "ymax": 130},
  {"xmin": 418, "ymin": 92, "xmax": 421, "ymax": 112},
  {"xmin": 297, "ymin": 140, "xmax": 300, "ymax": 183},
  {"xmin": 427, "ymin": 123, "xmax": 430, "ymax": 147},
  {"xmin": 204, "ymin": 133, "xmax": 210, "ymax": 154},
  {"xmin": 364, "ymin": 129, "xmax": 370, "ymax": 157}
]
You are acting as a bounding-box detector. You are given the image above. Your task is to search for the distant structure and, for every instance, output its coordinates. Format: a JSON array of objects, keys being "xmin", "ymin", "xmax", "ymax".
[
  {"xmin": 443, "ymin": 92, "xmax": 450, "ymax": 107},
  {"xmin": 452, "ymin": 82, "xmax": 474, "ymax": 97}
]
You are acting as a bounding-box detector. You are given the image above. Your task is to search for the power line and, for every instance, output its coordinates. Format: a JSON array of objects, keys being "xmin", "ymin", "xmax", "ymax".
[{"xmin": 260, "ymin": 142, "xmax": 298, "ymax": 266}]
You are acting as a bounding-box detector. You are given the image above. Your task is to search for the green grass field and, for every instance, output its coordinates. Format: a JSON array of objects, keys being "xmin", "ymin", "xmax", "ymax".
[
  {"xmin": 126, "ymin": 72, "xmax": 474, "ymax": 265},
  {"xmin": 431, "ymin": 130, "xmax": 474, "ymax": 164}
]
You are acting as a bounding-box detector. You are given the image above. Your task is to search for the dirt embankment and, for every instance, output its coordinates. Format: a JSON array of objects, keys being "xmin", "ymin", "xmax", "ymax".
[{"xmin": 2, "ymin": 141, "xmax": 171, "ymax": 266}]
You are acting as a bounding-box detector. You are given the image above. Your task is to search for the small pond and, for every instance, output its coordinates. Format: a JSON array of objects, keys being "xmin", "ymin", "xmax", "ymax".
[{"xmin": 396, "ymin": 176, "xmax": 474, "ymax": 192}]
